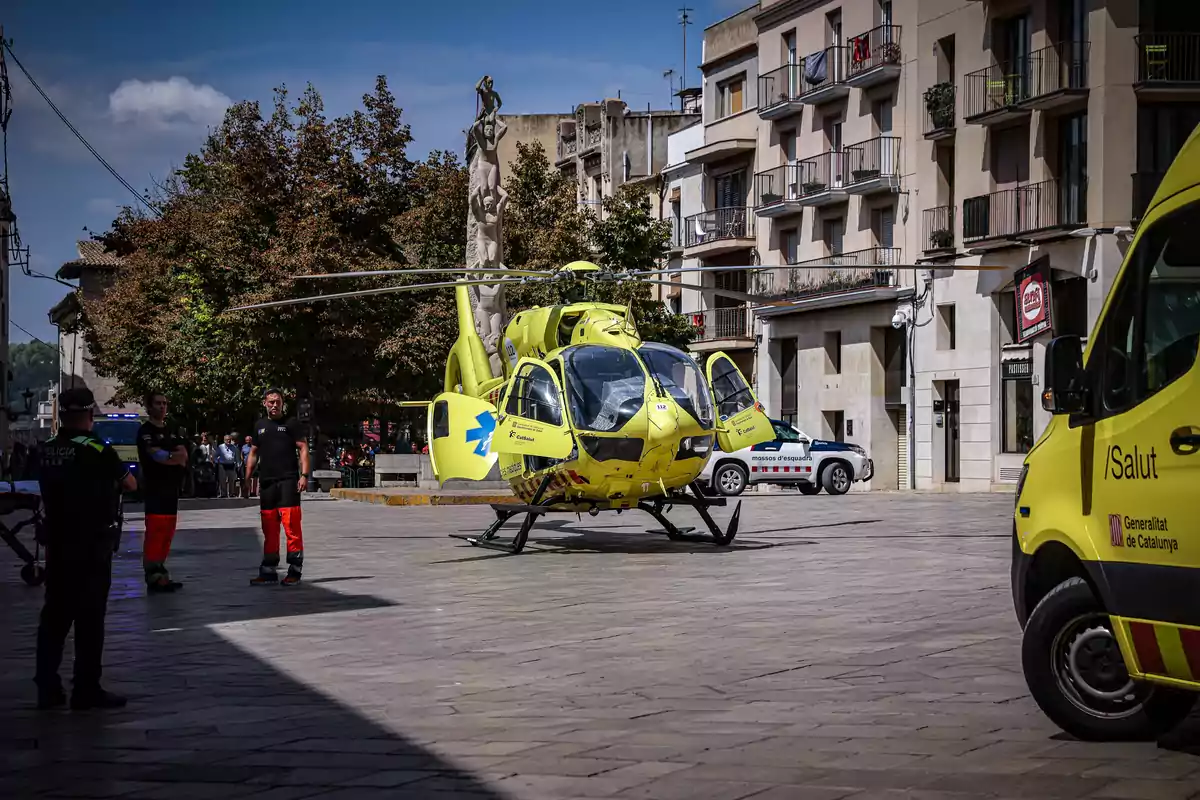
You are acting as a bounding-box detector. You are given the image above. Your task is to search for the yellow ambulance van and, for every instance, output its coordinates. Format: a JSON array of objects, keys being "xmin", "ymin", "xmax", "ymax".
[{"xmin": 1012, "ymin": 125, "xmax": 1200, "ymax": 741}]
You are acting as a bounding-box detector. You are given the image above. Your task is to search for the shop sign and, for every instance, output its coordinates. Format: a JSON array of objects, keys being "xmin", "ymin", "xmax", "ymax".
[
  {"xmin": 1002, "ymin": 359, "xmax": 1033, "ymax": 381},
  {"xmin": 1015, "ymin": 256, "xmax": 1053, "ymax": 343}
]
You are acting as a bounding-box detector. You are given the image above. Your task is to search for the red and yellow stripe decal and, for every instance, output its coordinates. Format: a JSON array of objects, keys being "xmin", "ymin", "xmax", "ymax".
[
  {"xmin": 1117, "ymin": 618, "xmax": 1200, "ymax": 687},
  {"xmin": 513, "ymin": 469, "xmax": 588, "ymax": 502}
]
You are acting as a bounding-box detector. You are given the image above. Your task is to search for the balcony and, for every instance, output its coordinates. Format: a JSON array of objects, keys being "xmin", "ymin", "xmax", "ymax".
[
  {"xmin": 1132, "ymin": 171, "xmax": 1167, "ymax": 222},
  {"xmin": 691, "ymin": 307, "xmax": 753, "ymax": 344},
  {"xmin": 964, "ymin": 42, "xmax": 1088, "ymax": 125},
  {"xmin": 923, "ymin": 83, "xmax": 956, "ymax": 141},
  {"xmin": 683, "ymin": 208, "xmax": 756, "ymax": 258},
  {"xmin": 922, "ymin": 205, "xmax": 956, "ymax": 254},
  {"xmin": 792, "ymin": 45, "xmax": 851, "ymax": 106},
  {"xmin": 668, "ymin": 217, "xmax": 685, "ymax": 253},
  {"xmin": 962, "ymin": 178, "xmax": 1087, "ymax": 247},
  {"xmin": 758, "ymin": 64, "xmax": 805, "ymax": 120},
  {"xmin": 752, "ymin": 248, "xmax": 901, "ymax": 302},
  {"xmin": 579, "ymin": 123, "xmax": 603, "ymax": 155},
  {"xmin": 845, "ymin": 137, "xmax": 902, "ymax": 195},
  {"xmin": 845, "ymin": 25, "xmax": 902, "ymax": 89},
  {"xmin": 1135, "ymin": 33, "xmax": 1200, "ymax": 93},
  {"xmin": 754, "ymin": 164, "xmax": 803, "ymax": 218},
  {"xmin": 790, "ymin": 151, "xmax": 850, "ymax": 207}
]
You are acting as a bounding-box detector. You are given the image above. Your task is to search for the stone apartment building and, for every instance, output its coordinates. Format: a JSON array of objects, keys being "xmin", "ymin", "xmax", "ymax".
[
  {"xmin": 669, "ymin": 0, "xmax": 1200, "ymax": 492},
  {"xmin": 49, "ymin": 240, "xmax": 140, "ymax": 416}
]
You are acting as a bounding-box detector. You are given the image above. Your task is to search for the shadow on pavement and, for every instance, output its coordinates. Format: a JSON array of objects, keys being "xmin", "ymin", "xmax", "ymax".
[{"xmin": 0, "ymin": 523, "xmax": 513, "ymax": 799}]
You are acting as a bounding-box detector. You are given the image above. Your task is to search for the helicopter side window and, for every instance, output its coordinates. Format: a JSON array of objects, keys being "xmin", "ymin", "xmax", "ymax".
[
  {"xmin": 563, "ymin": 346, "xmax": 647, "ymax": 433},
  {"xmin": 710, "ymin": 358, "xmax": 755, "ymax": 419},
  {"xmin": 505, "ymin": 363, "xmax": 563, "ymax": 426}
]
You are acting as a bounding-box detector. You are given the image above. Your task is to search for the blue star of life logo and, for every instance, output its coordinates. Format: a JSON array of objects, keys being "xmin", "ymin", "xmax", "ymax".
[{"xmin": 465, "ymin": 411, "xmax": 496, "ymax": 457}]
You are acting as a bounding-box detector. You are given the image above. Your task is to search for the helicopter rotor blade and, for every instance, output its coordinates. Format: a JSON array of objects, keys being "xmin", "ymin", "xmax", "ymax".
[
  {"xmin": 224, "ymin": 277, "xmax": 533, "ymax": 313},
  {"xmin": 630, "ymin": 262, "xmax": 1009, "ymax": 277},
  {"xmin": 619, "ymin": 277, "xmax": 796, "ymax": 308},
  {"xmin": 293, "ymin": 266, "xmax": 548, "ymax": 280}
]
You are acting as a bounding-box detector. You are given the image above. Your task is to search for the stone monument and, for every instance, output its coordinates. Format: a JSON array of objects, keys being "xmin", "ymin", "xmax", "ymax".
[{"xmin": 466, "ymin": 75, "xmax": 509, "ymax": 377}]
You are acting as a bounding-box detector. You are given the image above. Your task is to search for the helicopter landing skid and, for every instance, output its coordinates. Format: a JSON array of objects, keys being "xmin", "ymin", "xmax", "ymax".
[
  {"xmin": 640, "ymin": 482, "xmax": 742, "ymax": 547},
  {"xmin": 447, "ymin": 474, "xmax": 555, "ymax": 555}
]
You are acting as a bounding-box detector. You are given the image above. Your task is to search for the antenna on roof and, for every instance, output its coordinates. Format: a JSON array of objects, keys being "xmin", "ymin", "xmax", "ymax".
[
  {"xmin": 663, "ymin": 69, "xmax": 676, "ymax": 111},
  {"xmin": 679, "ymin": 7, "xmax": 693, "ymax": 91}
]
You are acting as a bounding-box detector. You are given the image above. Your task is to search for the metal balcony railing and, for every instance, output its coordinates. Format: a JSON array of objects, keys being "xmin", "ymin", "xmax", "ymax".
[
  {"xmin": 962, "ymin": 178, "xmax": 1087, "ymax": 242},
  {"xmin": 758, "ymin": 63, "xmax": 804, "ymax": 110},
  {"xmin": 797, "ymin": 45, "xmax": 848, "ymax": 97},
  {"xmin": 1026, "ymin": 41, "xmax": 1089, "ymax": 97},
  {"xmin": 923, "ymin": 83, "xmax": 956, "ymax": 135},
  {"xmin": 684, "ymin": 208, "xmax": 754, "ymax": 248},
  {"xmin": 754, "ymin": 247, "xmax": 901, "ymax": 300},
  {"xmin": 794, "ymin": 151, "xmax": 847, "ymax": 195},
  {"xmin": 1132, "ymin": 171, "xmax": 1167, "ymax": 221},
  {"xmin": 1136, "ymin": 33, "xmax": 1200, "ymax": 85},
  {"xmin": 692, "ymin": 307, "xmax": 752, "ymax": 341},
  {"xmin": 922, "ymin": 205, "xmax": 956, "ymax": 252},
  {"xmin": 964, "ymin": 62, "xmax": 1030, "ymax": 118},
  {"xmin": 754, "ymin": 163, "xmax": 801, "ymax": 206},
  {"xmin": 847, "ymin": 24, "xmax": 902, "ymax": 75},
  {"xmin": 845, "ymin": 136, "xmax": 902, "ymax": 183}
]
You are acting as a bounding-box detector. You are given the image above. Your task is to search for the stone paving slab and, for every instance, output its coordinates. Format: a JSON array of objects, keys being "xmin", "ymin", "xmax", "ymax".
[
  {"xmin": 329, "ymin": 487, "xmax": 519, "ymax": 505},
  {"xmin": 2, "ymin": 493, "xmax": 1199, "ymax": 799}
]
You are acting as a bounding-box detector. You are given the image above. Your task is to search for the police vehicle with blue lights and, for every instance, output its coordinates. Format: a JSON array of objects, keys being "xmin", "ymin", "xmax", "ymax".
[
  {"xmin": 699, "ymin": 418, "xmax": 872, "ymax": 496},
  {"xmin": 90, "ymin": 412, "xmax": 144, "ymax": 496}
]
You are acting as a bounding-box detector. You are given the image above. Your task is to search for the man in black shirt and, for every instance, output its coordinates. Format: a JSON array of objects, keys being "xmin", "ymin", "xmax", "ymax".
[
  {"xmin": 136, "ymin": 393, "xmax": 189, "ymax": 593},
  {"xmin": 36, "ymin": 387, "xmax": 138, "ymax": 710},
  {"xmin": 245, "ymin": 388, "xmax": 309, "ymax": 586}
]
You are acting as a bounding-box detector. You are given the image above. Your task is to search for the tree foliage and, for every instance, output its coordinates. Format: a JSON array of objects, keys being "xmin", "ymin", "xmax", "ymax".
[{"xmin": 7, "ymin": 341, "xmax": 58, "ymax": 408}]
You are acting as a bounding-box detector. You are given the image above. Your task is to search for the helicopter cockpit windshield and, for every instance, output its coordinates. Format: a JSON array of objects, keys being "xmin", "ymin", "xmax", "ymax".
[
  {"xmin": 637, "ymin": 343, "xmax": 714, "ymax": 429},
  {"xmin": 562, "ymin": 345, "xmax": 646, "ymax": 432}
]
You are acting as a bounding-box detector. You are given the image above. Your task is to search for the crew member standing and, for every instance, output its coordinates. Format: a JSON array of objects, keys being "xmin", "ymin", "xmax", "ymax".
[
  {"xmin": 245, "ymin": 388, "xmax": 309, "ymax": 586},
  {"xmin": 36, "ymin": 388, "xmax": 138, "ymax": 710},
  {"xmin": 137, "ymin": 393, "xmax": 188, "ymax": 592}
]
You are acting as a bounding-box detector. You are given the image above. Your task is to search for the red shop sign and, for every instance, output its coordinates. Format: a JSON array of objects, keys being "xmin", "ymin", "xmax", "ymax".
[{"xmin": 1014, "ymin": 256, "xmax": 1053, "ymax": 343}]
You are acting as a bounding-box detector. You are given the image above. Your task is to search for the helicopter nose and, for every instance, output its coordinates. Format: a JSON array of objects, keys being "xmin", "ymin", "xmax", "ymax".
[{"xmin": 644, "ymin": 398, "xmax": 681, "ymax": 468}]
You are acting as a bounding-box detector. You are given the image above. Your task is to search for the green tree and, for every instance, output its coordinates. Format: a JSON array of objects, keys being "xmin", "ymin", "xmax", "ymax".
[
  {"xmin": 7, "ymin": 341, "xmax": 59, "ymax": 409},
  {"xmin": 84, "ymin": 78, "xmax": 462, "ymax": 431}
]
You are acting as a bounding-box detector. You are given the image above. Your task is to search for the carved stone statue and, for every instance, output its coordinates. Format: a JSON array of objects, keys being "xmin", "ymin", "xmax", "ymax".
[{"xmin": 466, "ymin": 75, "xmax": 510, "ymax": 377}]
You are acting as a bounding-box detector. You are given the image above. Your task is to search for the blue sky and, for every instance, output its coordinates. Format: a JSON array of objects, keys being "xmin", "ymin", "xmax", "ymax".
[{"xmin": 4, "ymin": 0, "xmax": 745, "ymax": 345}]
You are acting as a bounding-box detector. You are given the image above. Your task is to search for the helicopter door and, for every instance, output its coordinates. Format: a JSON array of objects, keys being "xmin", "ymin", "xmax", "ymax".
[
  {"xmin": 495, "ymin": 358, "xmax": 575, "ymax": 460},
  {"xmin": 427, "ymin": 392, "xmax": 500, "ymax": 483},
  {"xmin": 705, "ymin": 352, "xmax": 774, "ymax": 452}
]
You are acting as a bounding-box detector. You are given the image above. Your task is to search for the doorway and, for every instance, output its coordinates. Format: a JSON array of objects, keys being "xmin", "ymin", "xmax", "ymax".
[{"xmin": 944, "ymin": 381, "xmax": 961, "ymax": 483}]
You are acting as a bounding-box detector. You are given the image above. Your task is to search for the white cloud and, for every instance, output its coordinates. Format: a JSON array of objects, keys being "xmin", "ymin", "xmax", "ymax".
[{"xmin": 108, "ymin": 77, "xmax": 231, "ymax": 130}]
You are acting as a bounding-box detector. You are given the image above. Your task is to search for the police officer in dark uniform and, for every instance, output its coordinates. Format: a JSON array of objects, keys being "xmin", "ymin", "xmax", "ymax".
[{"xmin": 35, "ymin": 388, "xmax": 137, "ymax": 710}]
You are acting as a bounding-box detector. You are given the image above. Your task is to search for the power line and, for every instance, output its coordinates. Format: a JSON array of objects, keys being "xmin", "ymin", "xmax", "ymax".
[
  {"xmin": 0, "ymin": 38, "xmax": 159, "ymax": 217},
  {"xmin": 10, "ymin": 319, "xmax": 51, "ymax": 347}
]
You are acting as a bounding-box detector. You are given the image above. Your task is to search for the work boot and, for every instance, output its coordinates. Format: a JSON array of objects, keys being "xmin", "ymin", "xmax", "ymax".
[
  {"xmin": 37, "ymin": 684, "xmax": 66, "ymax": 710},
  {"xmin": 250, "ymin": 567, "xmax": 278, "ymax": 586},
  {"xmin": 147, "ymin": 576, "xmax": 182, "ymax": 593},
  {"xmin": 280, "ymin": 566, "xmax": 302, "ymax": 587},
  {"xmin": 70, "ymin": 688, "xmax": 127, "ymax": 710}
]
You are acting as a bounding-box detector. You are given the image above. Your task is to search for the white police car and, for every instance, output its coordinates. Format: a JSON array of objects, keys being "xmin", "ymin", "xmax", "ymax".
[{"xmin": 699, "ymin": 418, "xmax": 873, "ymax": 497}]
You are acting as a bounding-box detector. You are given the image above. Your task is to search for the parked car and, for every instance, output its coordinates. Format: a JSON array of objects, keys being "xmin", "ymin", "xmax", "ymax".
[{"xmin": 699, "ymin": 418, "xmax": 873, "ymax": 496}]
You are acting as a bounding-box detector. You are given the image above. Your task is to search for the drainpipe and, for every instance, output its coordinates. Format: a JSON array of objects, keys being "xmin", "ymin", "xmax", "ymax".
[{"xmin": 646, "ymin": 107, "xmax": 653, "ymax": 178}]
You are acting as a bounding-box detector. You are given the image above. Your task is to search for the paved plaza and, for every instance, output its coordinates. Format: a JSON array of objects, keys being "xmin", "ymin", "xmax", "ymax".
[{"xmin": 2, "ymin": 492, "xmax": 1199, "ymax": 799}]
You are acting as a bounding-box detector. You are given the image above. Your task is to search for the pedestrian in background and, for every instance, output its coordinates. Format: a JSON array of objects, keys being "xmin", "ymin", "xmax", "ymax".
[
  {"xmin": 241, "ymin": 435, "xmax": 256, "ymax": 497},
  {"xmin": 35, "ymin": 387, "xmax": 137, "ymax": 710},
  {"xmin": 215, "ymin": 435, "xmax": 240, "ymax": 499}
]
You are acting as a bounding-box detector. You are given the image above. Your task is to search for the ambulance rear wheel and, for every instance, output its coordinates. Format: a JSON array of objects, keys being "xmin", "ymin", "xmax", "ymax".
[
  {"xmin": 1022, "ymin": 577, "xmax": 1196, "ymax": 741},
  {"xmin": 714, "ymin": 463, "xmax": 747, "ymax": 497}
]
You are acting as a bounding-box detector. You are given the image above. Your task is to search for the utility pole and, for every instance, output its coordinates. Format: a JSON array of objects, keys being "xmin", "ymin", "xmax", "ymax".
[{"xmin": 679, "ymin": 7, "xmax": 693, "ymax": 90}]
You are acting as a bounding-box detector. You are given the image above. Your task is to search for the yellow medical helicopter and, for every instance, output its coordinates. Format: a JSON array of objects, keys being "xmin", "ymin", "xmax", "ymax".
[{"xmin": 229, "ymin": 258, "xmax": 1000, "ymax": 554}]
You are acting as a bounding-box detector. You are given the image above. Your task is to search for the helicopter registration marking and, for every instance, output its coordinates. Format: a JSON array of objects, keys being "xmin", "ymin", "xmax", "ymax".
[{"xmin": 655, "ymin": 402, "xmax": 669, "ymax": 412}]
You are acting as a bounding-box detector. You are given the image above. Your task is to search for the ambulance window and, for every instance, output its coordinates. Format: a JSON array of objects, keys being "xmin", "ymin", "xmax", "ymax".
[
  {"xmin": 505, "ymin": 363, "xmax": 563, "ymax": 426},
  {"xmin": 1095, "ymin": 202, "xmax": 1200, "ymax": 414}
]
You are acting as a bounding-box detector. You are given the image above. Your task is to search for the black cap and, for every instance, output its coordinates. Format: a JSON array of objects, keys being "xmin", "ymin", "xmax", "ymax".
[{"xmin": 58, "ymin": 387, "xmax": 96, "ymax": 412}]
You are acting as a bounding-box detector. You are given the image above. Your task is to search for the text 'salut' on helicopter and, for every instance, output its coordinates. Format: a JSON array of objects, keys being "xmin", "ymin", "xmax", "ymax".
[{"xmin": 227, "ymin": 258, "xmax": 1002, "ymax": 554}]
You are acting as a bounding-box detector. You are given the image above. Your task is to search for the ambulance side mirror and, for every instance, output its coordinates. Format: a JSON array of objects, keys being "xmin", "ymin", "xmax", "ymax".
[{"xmin": 1042, "ymin": 335, "xmax": 1089, "ymax": 416}]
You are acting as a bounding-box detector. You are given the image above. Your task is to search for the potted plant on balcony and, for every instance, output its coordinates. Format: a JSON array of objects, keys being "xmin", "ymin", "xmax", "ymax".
[
  {"xmin": 924, "ymin": 82, "xmax": 955, "ymax": 130},
  {"xmin": 879, "ymin": 40, "xmax": 901, "ymax": 65},
  {"xmin": 760, "ymin": 191, "xmax": 782, "ymax": 205},
  {"xmin": 852, "ymin": 168, "xmax": 880, "ymax": 183},
  {"xmin": 928, "ymin": 228, "xmax": 954, "ymax": 250},
  {"xmin": 802, "ymin": 181, "xmax": 826, "ymax": 194}
]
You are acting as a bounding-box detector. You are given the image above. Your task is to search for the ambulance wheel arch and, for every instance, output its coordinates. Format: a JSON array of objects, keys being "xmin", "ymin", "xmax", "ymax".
[{"xmin": 1021, "ymin": 576, "xmax": 1196, "ymax": 741}]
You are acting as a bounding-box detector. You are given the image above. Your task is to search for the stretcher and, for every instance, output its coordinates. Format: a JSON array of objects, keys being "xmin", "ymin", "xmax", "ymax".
[
  {"xmin": 0, "ymin": 480, "xmax": 46, "ymax": 586},
  {"xmin": 0, "ymin": 481, "xmax": 125, "ymax": 587}
]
